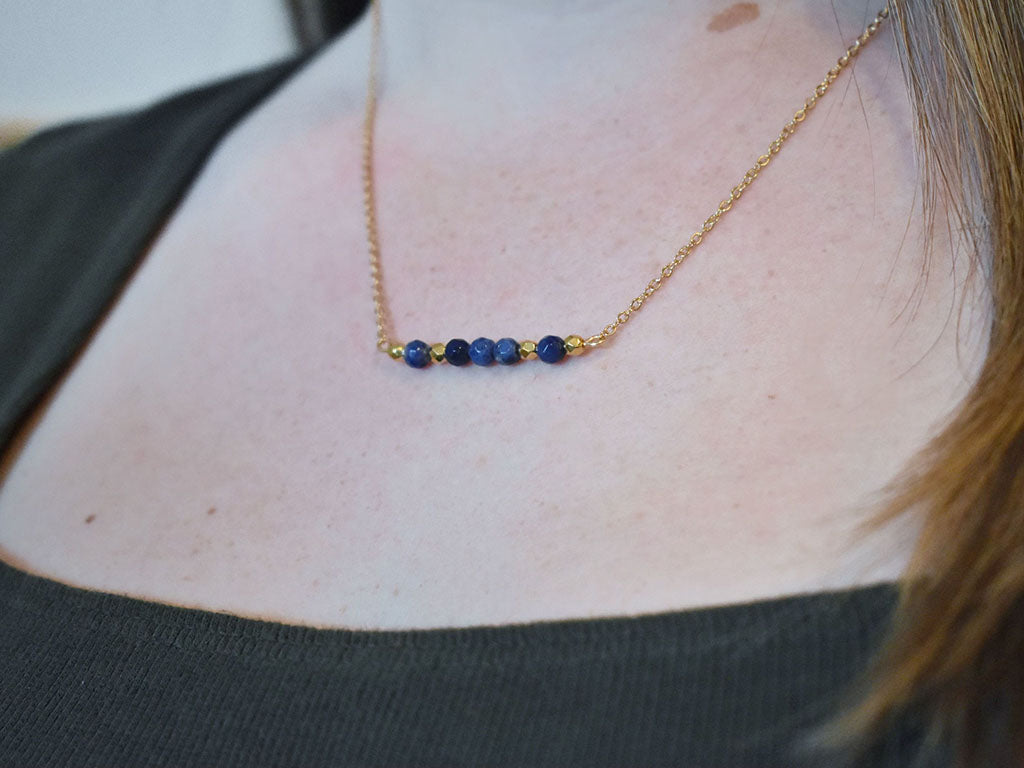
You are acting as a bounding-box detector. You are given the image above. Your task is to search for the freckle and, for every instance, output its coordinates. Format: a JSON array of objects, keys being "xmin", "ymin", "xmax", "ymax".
[
  {"xmin": 767, "ymin": 393, "xmax": 777, "ymax": 400},
  {"xmin": 84, "ymin": 514, "xmax": 96, "ymax": 524},
  {"xmin": 207, "ymin": 507, "xmax": 216, "ymax": 516},
  {"xmin": 392, "ymin": 586, "xmax": 399, "ymax": 597},
  {"xmin": 707, "ymin": 3, "xmax": 759, "ymax": 33}
]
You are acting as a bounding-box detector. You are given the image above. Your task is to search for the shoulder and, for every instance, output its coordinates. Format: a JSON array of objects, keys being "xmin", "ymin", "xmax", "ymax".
[
  {"xmin": 0, "ymin": 51, "xmax": 315, "ymax": 445},
  {"xmin": 0, "ymin": 53, "xmax": 314, "ymax": 250},
  {"xmin": 0, "ymin": 51, "xmax": 318, "ymax": 309}
]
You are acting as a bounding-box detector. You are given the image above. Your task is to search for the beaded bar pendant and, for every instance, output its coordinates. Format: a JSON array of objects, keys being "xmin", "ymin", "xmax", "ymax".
[{"xmin": 388, "ymin": 334, "xmax": 587, "ymax": 368}]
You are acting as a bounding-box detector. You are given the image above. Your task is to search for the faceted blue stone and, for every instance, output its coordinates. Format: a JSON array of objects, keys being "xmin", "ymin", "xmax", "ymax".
[
  {"xmin": 469, "ymin": 337, "xmax": 495, "ymax": 366},
  {"xmin": 403, "ymin": 339, "xmax": 431, "ymax": 368},
  {"xmin": 444, "ymin": 338, "xmax": 471, "ymax": 366},
  {"xmin": 537, "ymin": 335, "xmax": 566, "ymax": 363},
  {"xmin": 493, "ymin": 338, "xmax": 520, "ymax": 365}
]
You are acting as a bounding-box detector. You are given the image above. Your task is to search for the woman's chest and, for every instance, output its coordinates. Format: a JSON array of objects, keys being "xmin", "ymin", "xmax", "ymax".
[{"xmin": 0, "ymin": 115, "xmax": 985, "ymax": 629}]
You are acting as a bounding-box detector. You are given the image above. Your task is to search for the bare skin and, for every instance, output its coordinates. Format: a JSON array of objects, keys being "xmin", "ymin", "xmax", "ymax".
[
  {"xmin": 0, "ymin": 0, "xmax": 988, "ymax": 630},
  {"xmin": 708, "ymin": 3, "xmax": 760, "ymax": 32}
]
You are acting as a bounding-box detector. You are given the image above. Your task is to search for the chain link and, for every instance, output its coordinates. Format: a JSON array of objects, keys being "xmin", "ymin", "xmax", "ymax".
[
  {"xmin": 362, "ymin": 1, "xmax": 889, "ymax": 353},
  {"xmin": 363, "ymin": 0, "xmax": 392, "ymax": 351}
]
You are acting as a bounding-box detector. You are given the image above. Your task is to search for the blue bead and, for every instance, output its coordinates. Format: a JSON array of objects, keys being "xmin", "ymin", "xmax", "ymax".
[
  {"xmin": 469, "ymin": 337, "xmax": 495, "ymax": 366},
  {"xmin": 403, "ymin": 339, "xmax": 431, "ymax": 368},
  {"xmin": 493, "ymin": 338, "xmax": 520, "ymax": 365},
  {"xmin": 537, "ymin": 335, "xmax": 566, "ymax": 363},
  {"xmin": 444, "ymin": 338, "xmax": 471, "ymax": 366}
]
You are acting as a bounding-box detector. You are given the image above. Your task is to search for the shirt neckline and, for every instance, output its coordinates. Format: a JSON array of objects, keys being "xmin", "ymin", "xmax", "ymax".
[{"xmin": 0, "ymin": 558, "xmax": 901, "ymax": 660}]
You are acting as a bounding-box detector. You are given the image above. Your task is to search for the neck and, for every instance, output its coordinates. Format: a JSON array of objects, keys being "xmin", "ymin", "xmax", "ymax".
[{"xmin": 371, "ymin": 0, "xmax": 884, "ymax": 123}]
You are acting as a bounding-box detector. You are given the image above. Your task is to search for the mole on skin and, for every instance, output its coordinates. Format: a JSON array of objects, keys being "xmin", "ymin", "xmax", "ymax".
[{"xmin": 707, "ymin": 2, "xmax": 760, "ymax": 32}]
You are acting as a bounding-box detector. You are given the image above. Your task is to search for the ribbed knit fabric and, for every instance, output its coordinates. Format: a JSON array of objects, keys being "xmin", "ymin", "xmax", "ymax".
[
  {"xmin": 0, "ymin": 561, "xmax": 939, "ymax": 767},
  {"xmin": 0, "ymin": 46, "xmax": 951, "ymax": 768}
]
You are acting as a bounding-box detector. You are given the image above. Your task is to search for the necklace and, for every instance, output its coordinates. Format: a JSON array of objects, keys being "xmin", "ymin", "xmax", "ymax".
[{"xmin": 362, "ymin": 1, "xmax": 888, "ymax": 368}]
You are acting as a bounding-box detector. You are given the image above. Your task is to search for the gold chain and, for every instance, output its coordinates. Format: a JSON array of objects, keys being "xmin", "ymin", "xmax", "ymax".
[
  {"xmin": 363, "ymin": 0, "xmax": 391, "ymax": 352},
  {"xmin": 363, "ymin": 1, "xmax": 889, "ymax": 355}
]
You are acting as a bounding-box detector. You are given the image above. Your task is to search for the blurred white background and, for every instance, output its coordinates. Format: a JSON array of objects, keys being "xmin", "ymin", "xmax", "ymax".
[{"xmin": 0, "ymin": 0, "xmax": 299, "ymax": 137}]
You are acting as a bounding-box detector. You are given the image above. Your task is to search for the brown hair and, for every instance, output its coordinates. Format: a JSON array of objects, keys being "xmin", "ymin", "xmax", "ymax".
[{"xmin": 810, "ymin": 1, "xmax": 1024, "ymax": 765}]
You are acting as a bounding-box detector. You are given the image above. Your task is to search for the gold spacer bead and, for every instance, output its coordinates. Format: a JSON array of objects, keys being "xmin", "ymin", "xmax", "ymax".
[
  {"xmin": 388, "ymin": 344, "xmax": 405, "ymax": 360},
  {"xmin": 519, "ymin": 340, "xmax": 537, "ymax": 360},
  {"xmin": 564, "ymin": 335, "xmax": 586, "ymax": 356},
  {"xmin": 430, "ymin": 343, "xmax": 446, "ymax": 362}
]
